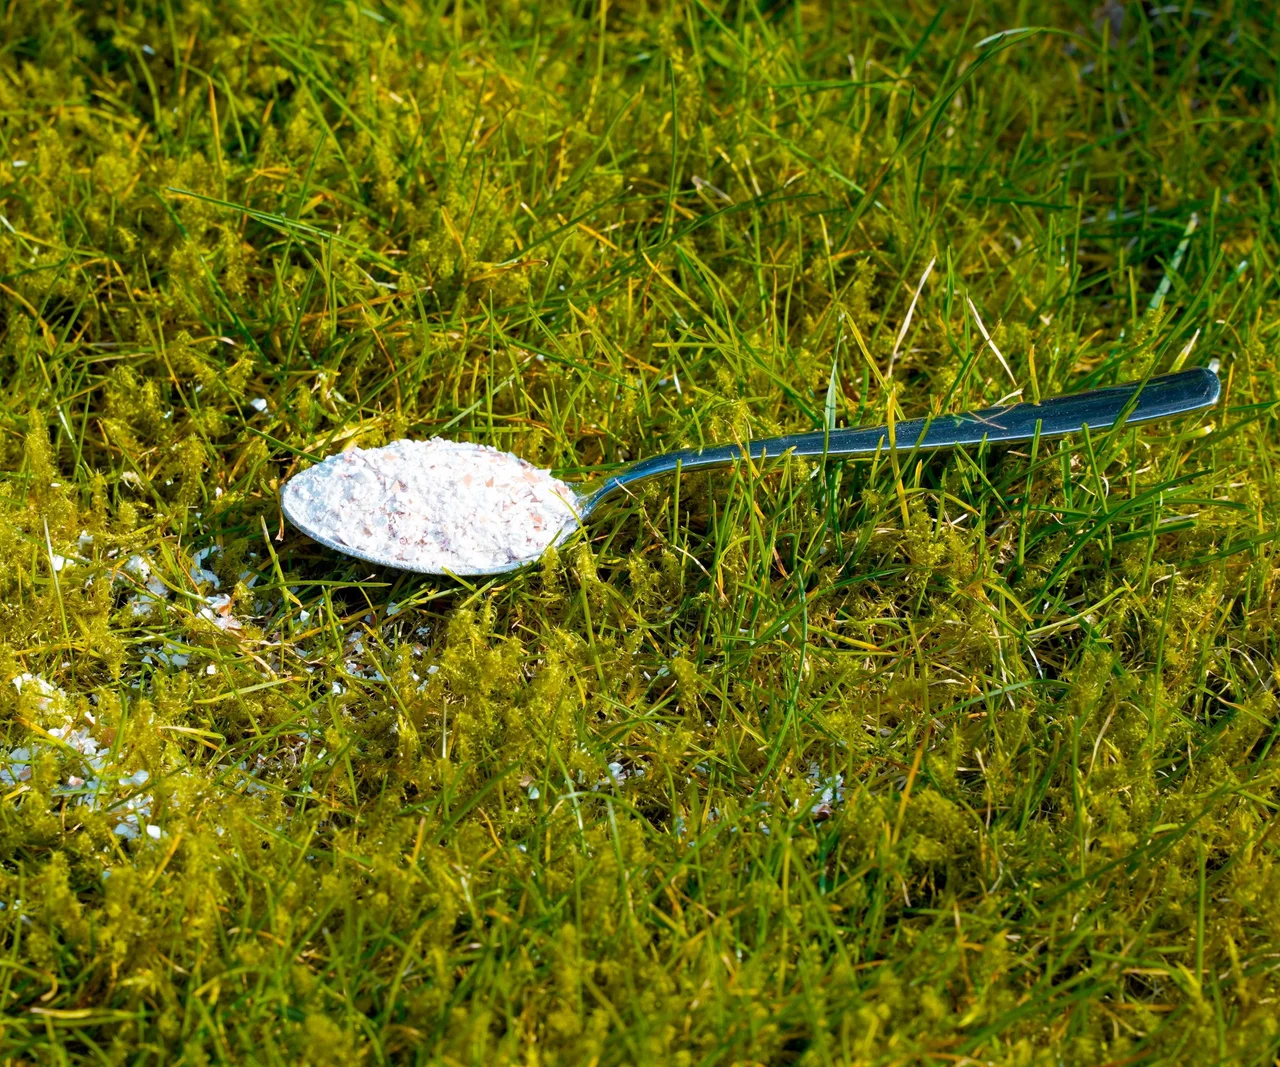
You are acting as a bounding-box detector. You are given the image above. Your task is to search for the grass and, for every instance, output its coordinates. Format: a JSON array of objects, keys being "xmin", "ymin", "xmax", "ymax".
[{"xmin": 1, "ymin": 0, "xmax": 1278, "ymax": 1062}]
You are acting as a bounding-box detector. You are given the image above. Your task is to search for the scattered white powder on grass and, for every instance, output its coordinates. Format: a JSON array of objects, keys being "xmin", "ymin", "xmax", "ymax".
[{"xmin": 284, "ymin": 439, "xmax": 579, "ymax": 573}]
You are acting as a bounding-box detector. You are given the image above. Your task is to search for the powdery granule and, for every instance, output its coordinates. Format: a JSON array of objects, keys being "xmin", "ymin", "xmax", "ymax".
[{"xmin": 284, "ymin": 439, "xmax": 579, "ymax": 573}]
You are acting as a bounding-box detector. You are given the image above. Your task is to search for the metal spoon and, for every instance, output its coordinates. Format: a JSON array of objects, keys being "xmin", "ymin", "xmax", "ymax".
[{"xmin": 280, "ymin": 366, "xmax": 1220, "ymax": 576}]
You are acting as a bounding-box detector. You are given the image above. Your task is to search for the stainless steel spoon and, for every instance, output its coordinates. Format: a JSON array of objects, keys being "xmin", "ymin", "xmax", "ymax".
[{"xmin": 280, "ymin": 366, "xmax": 1220, "ymax": 576}]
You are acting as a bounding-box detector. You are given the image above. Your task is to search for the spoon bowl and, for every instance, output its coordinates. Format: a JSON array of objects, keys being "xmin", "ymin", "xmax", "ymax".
[
  {"xmin": 280, "ymin": 366, "xmax": 1220, "ymax": 577},
  {"xmin": 279, "ymin": 472, "xmax": 585, "ymax": 578}
]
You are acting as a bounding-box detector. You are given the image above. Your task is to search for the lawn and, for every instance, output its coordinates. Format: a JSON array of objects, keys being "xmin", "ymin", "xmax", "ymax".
[{"xmin": 1, "ymin": 1, "xmax": 1279, "ymax": 1063}]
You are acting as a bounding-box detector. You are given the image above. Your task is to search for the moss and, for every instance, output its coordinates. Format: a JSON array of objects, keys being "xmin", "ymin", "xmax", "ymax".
[{"xmin": 0, "ymin": 0, "xmax": 1278, "ymax": 1063}]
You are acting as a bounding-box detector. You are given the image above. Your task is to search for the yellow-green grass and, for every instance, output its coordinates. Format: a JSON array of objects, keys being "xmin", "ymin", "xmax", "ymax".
[{"xmin": 1, "ymin": 2, "xmax": 1278, "ymax": 1063}]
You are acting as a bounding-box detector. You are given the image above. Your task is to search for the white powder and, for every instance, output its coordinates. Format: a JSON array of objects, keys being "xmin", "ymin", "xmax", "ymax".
[{"xmin": 284, "ymin": 439, "xmax": 579, "ymax": 573}]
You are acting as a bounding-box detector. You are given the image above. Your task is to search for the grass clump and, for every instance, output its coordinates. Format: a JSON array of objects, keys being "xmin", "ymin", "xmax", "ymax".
[{"xmin": 1, "ymin": 1, "xmax": 1279, "ymax": 1063}]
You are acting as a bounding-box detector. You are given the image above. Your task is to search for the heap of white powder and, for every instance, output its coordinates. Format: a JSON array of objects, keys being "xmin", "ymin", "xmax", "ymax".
[{"xmin": 283, "ymin": 439, "xmax": 579, "ymax": 573}]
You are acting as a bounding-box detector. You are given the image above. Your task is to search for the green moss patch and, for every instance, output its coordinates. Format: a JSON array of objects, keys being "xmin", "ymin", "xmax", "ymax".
[{"xmin": 1, "ymin": 2, "xmax": 1278, "ymax": 1062}]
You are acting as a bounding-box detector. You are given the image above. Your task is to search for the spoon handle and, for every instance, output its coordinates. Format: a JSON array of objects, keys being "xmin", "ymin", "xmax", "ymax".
[{"xmin": 589, "ymin": 367, "xmax": 1219, "ymax": 506}]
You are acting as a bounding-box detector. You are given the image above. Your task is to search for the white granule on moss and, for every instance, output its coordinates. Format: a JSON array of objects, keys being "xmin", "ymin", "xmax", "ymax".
[{"xmin": 284, "ymin": 439, "xmax": 578, "ymax": 573}]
